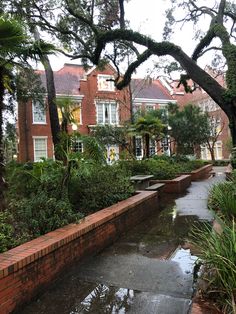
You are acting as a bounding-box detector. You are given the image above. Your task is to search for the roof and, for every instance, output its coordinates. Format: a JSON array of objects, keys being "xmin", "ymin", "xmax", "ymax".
[
  {"xmin": 37, "ymin": 64, "xmax": 87, "ymax": 96},
  {"xmin": 131, "ymin": 78, "xmax": 173, "ymax": 101}
]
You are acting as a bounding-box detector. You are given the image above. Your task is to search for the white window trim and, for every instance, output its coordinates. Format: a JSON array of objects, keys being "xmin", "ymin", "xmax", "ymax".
[
  {"xmin": 33, "ymin": 136, "xmax": 48, "ymax": 162},
  {"xmin": 32, "ymin": 101, "xmax": 47, "ymax": 125},
  {"xmin": 96, "ymin": 101, "xmax": 119, "ymax": 125},
  {"xmin": 97, "ymin": 74, "xmax": 115, "ymax": 91}
]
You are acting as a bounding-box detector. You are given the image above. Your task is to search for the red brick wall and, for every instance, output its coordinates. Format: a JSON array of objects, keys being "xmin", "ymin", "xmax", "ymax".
[
  {"xmin": 18, "ymin": 100, "xmax": 54, "ymax": 162},
  {"xmin": 0, "ymin": 191, "xmax": 158, "ymax": 314}
]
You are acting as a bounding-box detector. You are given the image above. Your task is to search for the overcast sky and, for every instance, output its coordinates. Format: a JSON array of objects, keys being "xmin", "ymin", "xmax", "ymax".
[{"xmin": 40, "ymin": 0, "xmax": 212, "ymax": 77}]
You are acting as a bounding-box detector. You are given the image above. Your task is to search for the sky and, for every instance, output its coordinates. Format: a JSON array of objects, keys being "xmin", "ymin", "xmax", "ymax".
[{"xmin": 38, "ymin": 0, "xmax": 212, "ymax": 77}]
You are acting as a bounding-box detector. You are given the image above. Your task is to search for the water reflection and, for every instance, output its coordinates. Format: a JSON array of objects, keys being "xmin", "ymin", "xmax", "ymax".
[
  {"xmin": 170, "ymin": 248, "xmax": 197, "ymax": 274},
  {"xmin": 74, "ymin": 284, "xmax": 134, "ymax": 314}
]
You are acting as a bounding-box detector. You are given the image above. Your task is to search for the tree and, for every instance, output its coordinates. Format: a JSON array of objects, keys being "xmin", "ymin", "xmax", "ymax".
[
  {"xmin": 205, "ymin": 115, "xmax": 225, "ymax": 161},
  {"xmin": 168, "ymin": 104, "xmax": 210, "ymax": 155},
  {"xmin": 0, "ymin": 15, "xmax": 54, "ymax": 210},
  {"xmin": 132, "ymin": 112, "xmax": 163, "ymax": 158},
  {"xmin": 8, "ymin": 0, "xmax": 234, "ymax": 147}
]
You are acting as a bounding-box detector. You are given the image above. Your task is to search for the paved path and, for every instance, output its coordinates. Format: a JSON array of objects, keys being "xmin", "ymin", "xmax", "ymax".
[{"xmin": 21, "ymin": 167, "xmax": 226, "ymax": 314}]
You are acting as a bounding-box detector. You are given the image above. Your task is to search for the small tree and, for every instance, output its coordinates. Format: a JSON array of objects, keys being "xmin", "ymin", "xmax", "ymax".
[
  {"xmin": 169, "ymin": 104, "xmax": 209, "ymax": 156},
  {"xmin": 133, "ymin": 112, "xmax": 163, "ymax": 159}
]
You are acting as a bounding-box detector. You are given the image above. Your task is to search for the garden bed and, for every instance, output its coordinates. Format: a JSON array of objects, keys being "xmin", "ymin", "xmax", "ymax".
[
  {"xmin": 181, "ymin": 164, "xmax": 213, "ymax": 181},
  {"xmin": 150, "ymin": 174, "xmax": 192, "ymax": 194},
  {"xmin": 0, "ymin": 190, "xmax": 158, "ymax": 314}
]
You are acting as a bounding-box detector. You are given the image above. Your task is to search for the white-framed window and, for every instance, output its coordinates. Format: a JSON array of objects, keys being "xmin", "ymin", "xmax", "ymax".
[
  {"xmin": 72, "ymin": 139, "xmax": 83, "ymax": 153},
  {"xmin": 32, "ymin": 101, "xmax": 46, "ymax": 124},
  {"xmin": 135, "ymin": 136, "xmax": 143, "ymax": 160},
  {"xmin": 161, "ymin": 137, "xmax": 170, "ymax": 155},
  {"xmin": 146, "ymin": 104, "xmax": 155, "ymax": 111},
  {"xmin": 97, "ymin": 75, "xmax": 115, "ymax": 91},
  {"xmin": 33, "ymin": 137, "xmax": 48, "ymax": 162},
  {"xmin": 133, "ymin": 103, "xmax": 142, "ymax": 114},
  {"xmin": 149, "ymin": 138, "xmax": 156, "ymax": 156},
  {"xmin": 96, "ymin": 102, "xmax": 118, "ymax": 125},
  {"xmin": 201, "ymin": 141, "xmax": 223, "ymax": 160}
]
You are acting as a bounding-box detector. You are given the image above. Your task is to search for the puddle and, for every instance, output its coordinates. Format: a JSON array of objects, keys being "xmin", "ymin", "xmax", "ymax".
[
  {"xmin": 170, "ymin": 248, "xmax": 198, "ymax": 274},
  {"xmin": 79, "ymin": 284, "xmax": 134, "ymax": 313}
]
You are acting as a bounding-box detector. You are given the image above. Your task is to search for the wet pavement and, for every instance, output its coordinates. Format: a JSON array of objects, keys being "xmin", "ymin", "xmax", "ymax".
[{"xmin": 20, "ymin": 167, "xmax": 225, "ymax": 314}]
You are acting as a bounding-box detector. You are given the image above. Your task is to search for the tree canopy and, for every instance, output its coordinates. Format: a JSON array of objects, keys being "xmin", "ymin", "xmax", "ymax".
[{"xmin": 1, "ymin": 0, "xmax": 236, "ymax": 145}]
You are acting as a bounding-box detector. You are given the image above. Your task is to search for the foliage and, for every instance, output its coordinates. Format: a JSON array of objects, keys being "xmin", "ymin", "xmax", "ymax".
[
  {"xmin": 169, "ymin": 104, "xmax": 210, "ymax": 155},
  {"xmin": 92, "ymin": 125, "xmax": 128, "ymax": 147},
  {"xmin": 68, "ymin": 164, "xmax": 134, "ymax": 213},
  {"xmin": 190, "ymin": 217, "xmax": 236, "ymax": 313},
  {"xmin": 0, "ymin": 211, "xmax": 15, "ymax": 253},
  {"xmin": 117, "ymin": 157, "xmax": 204, "ymax": 180},
  {"xmin": 8, "ymin": 192, "xmax": 82, "ymax": 241},
  {"xmin": 208, "ymin": 181, "xmax": 236, "ymax": 217}
]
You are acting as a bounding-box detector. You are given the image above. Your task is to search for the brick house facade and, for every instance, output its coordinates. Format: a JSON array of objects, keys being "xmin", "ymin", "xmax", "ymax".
[
  {"xmin": 170, "ymin": 75, "xmax": 231, "ymax": 160},
  {"xmin": 17, "ymin": 63, "xmax": 131, "ymax": 162},
  {"xmin": 17, "ymin": 64, "xmax": 176, "ymax": 162}
]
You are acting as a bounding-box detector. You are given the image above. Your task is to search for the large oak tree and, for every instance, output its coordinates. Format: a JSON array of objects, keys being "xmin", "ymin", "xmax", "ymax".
[{"xmin": 2, "ymin": 0, "xmax": 236, "ymax": 146}]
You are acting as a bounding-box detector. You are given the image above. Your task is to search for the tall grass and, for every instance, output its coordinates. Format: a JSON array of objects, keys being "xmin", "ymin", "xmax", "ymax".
[{"xmin": 190, "ymin": 217, "xmax": 236, "ymax": 313}]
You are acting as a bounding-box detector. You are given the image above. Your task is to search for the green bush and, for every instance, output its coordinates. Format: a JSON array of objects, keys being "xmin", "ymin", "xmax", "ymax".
[
  {"xmin": 190, "ymin": 217, "xmax": 236, "ymax": 313},
  {"xmin": 0, "ymin": 211, "xmax": 16, "ymax": 253},
  {"xmin": 8, "ymin": 192, "xmax": 82, "ymax": 241},
  {"xmin": 208, "ymin": 181, "xmax": 236, "ymax": 217},
  {"xmin": 69, "ymin": 165, "xmax": 134, "ymax": 213}
]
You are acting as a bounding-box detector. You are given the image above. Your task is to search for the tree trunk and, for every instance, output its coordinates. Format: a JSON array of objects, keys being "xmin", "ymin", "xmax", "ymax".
[
  {"xmin": 41, "ymin": 56, "xmax": 61, "ymax": 159},
  {"xmin": 0, "ymin": 67, "xmax": 6, "ymax": 211},
  {"xmin": 144, "ymin": 133, "xmax": 150, "ymax": 159},
  {"xmin": 32, "ymin": 28, "xmax": 61, "ymax": 159}
]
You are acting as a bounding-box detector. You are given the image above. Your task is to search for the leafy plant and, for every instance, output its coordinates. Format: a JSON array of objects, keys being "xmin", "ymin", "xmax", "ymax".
[
  {"xmin": 190, "ymin": 217, "xmax": 236, "ymax": 313},
  {"xmin": 69, "ymin": 164, "xmax": 134, "ymax": 213},
  {"xmin": 208, "ymin": 182, "xmax": 236, "ymax": 217},
  {"xmin": 0, "ymin": 211, "xmax": 15, "ymax": 253}
]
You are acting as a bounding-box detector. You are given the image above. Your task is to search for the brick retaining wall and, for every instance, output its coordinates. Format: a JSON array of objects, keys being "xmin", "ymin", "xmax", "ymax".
[
  {"xmin": 0, "ymin": 191, "xmax": 158, "ymax": 314},
  {"xmin": 150, "ymin": 174, "xmax": 192, "ymax": 194},
  {"xmin": 182, "ymin": 164, "xmax": 213, "ymax": 181}
]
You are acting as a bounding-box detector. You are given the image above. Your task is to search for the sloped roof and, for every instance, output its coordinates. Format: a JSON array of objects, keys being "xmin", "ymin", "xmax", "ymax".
[
  {"xmin": 131, "ymin": 78, "xmax": 173, "ymax": 101},
  {"xmin": 37, "ymin": 64, "xmax": 87, "ymax": 96}
]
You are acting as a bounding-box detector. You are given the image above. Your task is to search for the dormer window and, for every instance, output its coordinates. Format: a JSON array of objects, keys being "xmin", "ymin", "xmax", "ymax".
[{"xmin": 97, "ymin": 75, "xmax": 115, "ymax": 91}]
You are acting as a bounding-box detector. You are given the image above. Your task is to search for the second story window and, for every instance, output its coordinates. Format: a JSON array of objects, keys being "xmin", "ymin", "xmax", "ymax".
[
  {"xmin": 32, "ymin": 101, "xmax": 46, "ymax": 124},
  {"xmin": 96, "ymin": 102, "xmax": 118, "ymax": 125},
  {"xmin": 97, "ymin": 75, "xmax": 115, "ymax": 91}
]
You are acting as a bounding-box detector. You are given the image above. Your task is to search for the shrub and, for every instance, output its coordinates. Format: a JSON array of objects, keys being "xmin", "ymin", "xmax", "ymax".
[
  {"xmin": 69, "ymin": 165, "xmax": 134, "ymax": 213},
  {"xmin": 0, "ymin": 211, "xmax": 16, "ymax": 253},
  {"xmin": 8, "ymin": 192, "xmax": 82, "ymax": 241},
  {"xmin": 190, "ymin": 217, "xmax": 236, "ymax": 313},
  {"xmin": 208, "ymin": 181, "xmax": 236, "ymax": 217}
]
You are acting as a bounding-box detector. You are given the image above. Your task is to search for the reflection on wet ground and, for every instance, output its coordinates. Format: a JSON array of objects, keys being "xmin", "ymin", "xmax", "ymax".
[{"xmin": 20, "ymin": 169, "xmax": 225, "ymax": 314}]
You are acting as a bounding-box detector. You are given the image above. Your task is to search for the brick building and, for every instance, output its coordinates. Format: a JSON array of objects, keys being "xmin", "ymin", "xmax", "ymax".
[
  {"xmin": 17, "ymin": 63, "xmax": 131, "ymax": 162},
  {"xmin": 17, "ymin": 64, "xmax": 176, "ymax": 162},
  {"xmin": 169, "ymin": 75, "xmax": 231, "ymax": 160}
]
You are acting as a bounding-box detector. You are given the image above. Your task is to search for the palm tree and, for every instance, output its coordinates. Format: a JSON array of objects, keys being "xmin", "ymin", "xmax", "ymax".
[
  {"xmin": 133, "ymin": 112, "xmax": 163, "ymax": 159},
  {"xmin": 0, "ymin": 16, "xmax": 54, "ymax": 210}
]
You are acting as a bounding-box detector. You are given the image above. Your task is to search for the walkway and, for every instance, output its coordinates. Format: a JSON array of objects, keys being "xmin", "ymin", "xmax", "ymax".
[{"xmin": 21, "ymin": 167, "xmax": 225, "ymax": 314}]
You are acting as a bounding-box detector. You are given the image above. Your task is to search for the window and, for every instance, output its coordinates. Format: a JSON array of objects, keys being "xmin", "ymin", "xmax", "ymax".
[
  {"xmin": 72, "ymin": 139, "xmax": 83, "ymax": 153},
  {"xmin": 32, "ymin": 101, "xmax": 46, "ymax": 124},
  {"xmin": 135, "ymin": 136, "xmax": 143, "ymax": 159},
  {"xmin": 57, "ymin": 104, "xmax": 82, "ymax": 125},
  {"xmin": 149, "ymin": 138, "xmax": 156, "ymax": 156},
  {"xmin": 146, "ymin": 105, "xmax": 155, "ymax": 111},
  {"xmin": 33, "ymin": 137, "xmax": 47, "ymax": 162},
  {"xmin": 161, "ymin": 137, "xmax": 170, "ymax": 155},
  {"xmin": 97, "ymin": 75, "xmax": 115, "ymax": 91},
  {"xmin": 201, "ymin": 141, "xmax": 222, "ymax": 160},
  {"xmin": 96, "ymin": 102, "xmax": 118, "ymax": 125}
]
